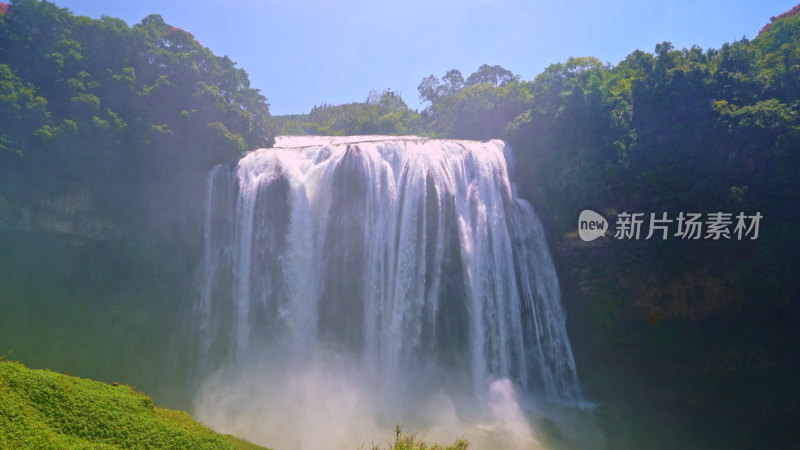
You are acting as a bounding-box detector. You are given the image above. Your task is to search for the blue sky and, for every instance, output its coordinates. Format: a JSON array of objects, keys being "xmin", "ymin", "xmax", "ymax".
[{"xmin": 57, "ymin": 0, "xmax": 799, "ymax": 115}]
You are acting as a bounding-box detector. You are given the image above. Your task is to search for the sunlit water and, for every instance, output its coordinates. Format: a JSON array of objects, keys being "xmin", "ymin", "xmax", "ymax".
[{"xmin": 179, "ymin": 136, "xmax": 584, "ymax": 449}]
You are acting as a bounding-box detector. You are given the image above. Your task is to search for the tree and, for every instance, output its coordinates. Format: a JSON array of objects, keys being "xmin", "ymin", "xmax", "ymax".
[
  {"xmin": 465, "ymin": 64, "xmax": 517, "ymax": 87},
  {"xmin": 441, "ymin": 69, "xmax": 464, "ymax": 95},
  {"xmin": 417, "ymin": 74, "xmax": 440, "ymax": 104}
]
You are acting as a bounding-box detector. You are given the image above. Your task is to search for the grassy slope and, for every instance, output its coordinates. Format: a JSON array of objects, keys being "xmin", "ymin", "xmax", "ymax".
[{"xmin": 0, "ymin": 360, "xmax": 265, "ymax": 449}]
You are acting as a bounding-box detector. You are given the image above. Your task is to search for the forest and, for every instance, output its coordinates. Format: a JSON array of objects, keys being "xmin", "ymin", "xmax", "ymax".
[
  {"xmin": 0, "ymin": 0, "xmax": 274, "ymax": 260},
  {"xmin": 1, "ymin": 0, "xmax": 799, "ymax": 448}
]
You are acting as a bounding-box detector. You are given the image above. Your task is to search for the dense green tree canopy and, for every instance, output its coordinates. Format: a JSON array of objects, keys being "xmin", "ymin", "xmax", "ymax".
[
  {"xmin": 0, "ymin": 0, "xmax": 274, "ymax": 200},
  {"xmin": 0, "ymin": 0, "xmax": 275, "ymax": 247}
]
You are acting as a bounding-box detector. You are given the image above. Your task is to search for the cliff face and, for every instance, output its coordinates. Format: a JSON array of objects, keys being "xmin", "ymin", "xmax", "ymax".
[
  {"xmin": 0, "ymin": 192, "xmax": 119, "ymax": 240},
  {"xmin": 553, "ymin": 231, "xmax": 799, "ymax": 449},
  {"xmin": 0, "ymin": 185, "xmax": 199, "ymax": 409}
]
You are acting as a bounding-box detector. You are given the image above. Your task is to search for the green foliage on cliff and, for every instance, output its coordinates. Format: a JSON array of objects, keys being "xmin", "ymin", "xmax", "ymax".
[
  {"xmin": 0, "ymin": 0, "xmax": 274, "ymax": 224},
  {"xmin": 497, "ymin": 9, "xmax": 800, "ymax": 447},
  {"xmin": 0, "ymin": 0, "xmax": 277, "ymax": 270},
  {"xmin": 503, "ymin": 21, "xmax": 800, "ymax": 313},
  {"xmin": 0, "ymin": 360, "xmax": 266, "ymax": 449},
  {"xmin": 0, "ymin": 0, "xmax": 273, "ymax": 159}
]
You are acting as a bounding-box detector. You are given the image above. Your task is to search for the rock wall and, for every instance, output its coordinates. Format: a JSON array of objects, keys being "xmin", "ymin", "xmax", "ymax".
[{"xmin": 0, "ymin": 192, "xmax": 119, "ymax": 240}]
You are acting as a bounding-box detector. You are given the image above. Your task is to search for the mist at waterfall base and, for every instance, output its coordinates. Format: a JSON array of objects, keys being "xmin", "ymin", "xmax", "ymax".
[{"xmin": 176, "ymin": 136, "xmax": 591, "ymax": 449}]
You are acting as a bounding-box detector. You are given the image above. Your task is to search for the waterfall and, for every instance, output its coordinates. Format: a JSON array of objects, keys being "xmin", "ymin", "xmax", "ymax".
[{"xmin": 183, "ymin": 136, "xmax": 582, "ymax": 448}]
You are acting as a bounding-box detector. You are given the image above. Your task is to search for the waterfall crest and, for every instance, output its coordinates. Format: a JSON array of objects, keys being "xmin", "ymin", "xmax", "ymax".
[{"xmin": 186, "ymin": 136, "xmax": 581, "ymax": 415}]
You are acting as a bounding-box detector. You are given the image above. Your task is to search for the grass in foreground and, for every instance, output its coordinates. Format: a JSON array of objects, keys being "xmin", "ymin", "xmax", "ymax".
[
  {"xmin": 366, "ymin": 425, "xmax": 470, "ymax": 450},
  {"xmin": 0, "ymin": 360, "xmax": 265, "ymax": 449}
]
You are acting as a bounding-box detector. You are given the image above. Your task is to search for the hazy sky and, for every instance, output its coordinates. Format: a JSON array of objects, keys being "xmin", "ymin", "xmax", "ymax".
[{"xmin": 56, "ymin": 0, "xmax": 798, "ymax": 115}]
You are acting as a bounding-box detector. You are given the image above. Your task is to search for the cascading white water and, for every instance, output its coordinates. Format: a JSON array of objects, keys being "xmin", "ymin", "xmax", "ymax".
[{"xmin": 184, "ymin": 136, "xmax": 582, "ymax": 448}]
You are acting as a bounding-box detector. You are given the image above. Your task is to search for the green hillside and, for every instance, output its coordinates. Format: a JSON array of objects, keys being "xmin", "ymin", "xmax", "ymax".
[{"xmin": 0, "ymin": 360, "xmax": 266, "ymax": 449}]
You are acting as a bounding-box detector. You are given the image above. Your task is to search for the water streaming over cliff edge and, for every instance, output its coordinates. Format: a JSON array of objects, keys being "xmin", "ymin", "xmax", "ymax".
[{"xmin": 182, "ymin": 136, "xmax": 583, "ymax": 448}]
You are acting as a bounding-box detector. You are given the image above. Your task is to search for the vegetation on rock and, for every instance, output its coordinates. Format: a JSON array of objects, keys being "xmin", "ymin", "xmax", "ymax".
[{"xmin": 0, "ymin": 0, "xmax": 274, "ymax": 246}]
